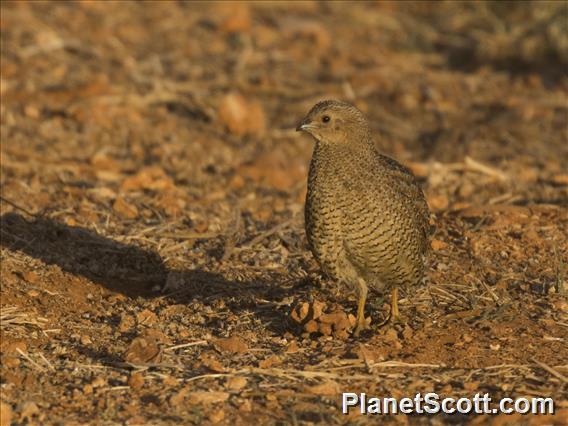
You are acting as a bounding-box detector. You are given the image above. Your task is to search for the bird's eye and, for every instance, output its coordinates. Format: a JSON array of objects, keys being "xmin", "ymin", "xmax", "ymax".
[{"xmin": 322, "ymin": 115, "xmax": 330, "ymax": 123}]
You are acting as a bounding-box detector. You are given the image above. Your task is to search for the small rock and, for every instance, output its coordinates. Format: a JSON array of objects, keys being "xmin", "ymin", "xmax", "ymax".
[
  {"xmin": 226, "ymin": 376, "xmax": 247, "ymax": 391},
  {"xmin": 27, "ymin": 289, "xmax": 41, "ymax": 298},
  {"xmin": 24, "ymin": 105, "xmax": 41, "ymax": 119},
  {"xmin": 229, "ymin": 174, "xmax": 246, "ymax": 189},
  {"xmin": 218, "ymin": 93, "xmax": 266, "ymax": 137},
  {"xmin": 121, "ymin": 166, "xmax": 174, "ymax": 192},
  {"xmin": 208, "ymin": 409, "xmax": 225, "ymax": 423},
  {"xmin": 285, "ymin": 340, "xmax": 300, "ymax": 354},
  {"xmin": 91, "ymin": 376, "xmax": 106, "ymax": 388},
  {"xmin": 218, "ymin": 3, "xmax": 251, "ymax": 33},
  {"xmin": 91, "ymin": 151, "xmax": 121, "ymax": 172},
  {"xmin": 136, "ymin": 309, "xmax": 157, "ymax": 326},
  {"xmin": 2, "ymin": 356, "xmax": 20, "ymax": 368},
  {"xmin": 123, "ymin": 336, "xmax": 162, "ymax": 364},
  {"xmin": 304, "ymin": 320, "xmax": 319, "ymax": 334},
  {"xmin": 169, "ymin": 387, "xmax": 188, "ymax": 407},
  {"xmin": 118, "ymin": 314, "xmax": 135, "ymax": 333},
  {"xmin": 551, "ymin": 174, "xmax": 568, "ymax": 185},
  {"xmin": 126, "ymin": 415, "xmax": 147, "ymax": 425},
  {"xmin": 187, "ymin": 391, "xmax": 229, "ymax": 405},
  {"xmin": 291, "ymin": 302, "xmax": 310, "ymax": 323},
  {"xmin": 0, "ymin": 402, "xmax": 12, "ymax": 426},
  {"xmin": 113, "ymin": 197, "xmax": 138, "ymax": 219},
  {"xmin": 347, "ymin": 314, "xmax": 357, "ymax": 328},
  {"xmin": 383, "ymin": 328, "xmax": 399, "ymax": 344},
  {"xmin": 199, "ymin": 354, "xmax": 226, "ymax": 373},
  {"xmin": 22, "ymin": 271, "xmax": 39, "ymax": 283},
  {"xmin": 319, "ymin": 310, "xmax": 352, "ymax": 339},
  {"xmin": 305, "ymin": 380, "xmax": 341, "ymax": 396},
  {"xmin": 318, "ymin": 322, "xmax": 332, "ymax": 336},
  {"xmin": 311, "ymin": 300, "xmax": 326, "ymax": 320},
  {"xmin": 157, "ymin": 193, "xmax": 185, "ymax": 218},
  {"xmin": 405, "ymin": 161, "xmax": 429, "ymax": 179},
  {"xmin": 397, "ymin": 92, "xmax": 419, "ymax": 111},
  {"xmin": 431, "ymin": 239, "xmax": 448, "ymax": 251},
  {"xmin": 88, "ymin": 186, "xmax": 117, "ymax": 200},
  {"xmin": 143, "ymin": 329, "xmax": 171, "ymax": 345},
  {"xmin": 128, "ymin": 373, "xmax": 144, "ymax": 390},
  {"xmin": 427, "ymin": 194, "xmax": 449, "ymax": 212},
  {"xmin": 2, "ymin": 341, "xmax": 27, "ymax": 355},
  {"xmin": 258, "ymin": 355, "xmax": 281, "ymax": 369},
  {"xmin": 436, "ymin": 262, "xmax": 448, "ymax": 271},
  {"xmin": 162, "ymin": 375, "xmax": 178, "ymax": 386},
  {"xmin": 238, "ymin": 399, "xmax": 252, "ymax": 412},
  {"xmin": 213, "ymin": 336, "xmax": 248, "ymax": 354},
  {"xmin": 463, "ymin": 381, "xmax": 480, "ymax": 391},
  {"xmin": 458, "ymin": 181, "xmax": 475, "ymax": 198}
]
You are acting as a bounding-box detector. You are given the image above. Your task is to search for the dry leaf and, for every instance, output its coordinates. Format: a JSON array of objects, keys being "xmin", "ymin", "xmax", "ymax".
[
  {"xmin": 121, "ymin": 166, "xmax": 175, "ymax": 192},
  {"xmin": 258, "ymin": 355, "xmax": 281, "ymax": 369},
  {"xmin": 431, "ymin": 239, "xmax": 448, "ymax": 251},
  {"xmin": 304, "ymin": 381, "xmax": 341, "ymax": 396},
  {"xmin": 218, "ymin": 93, "xmax": 266, "ymax": 137},
  {"xmin": 187, "ymin": 391, "xmax": 230, "ymax": 405},
  {"xmin": 213, "ymin": 336, "xmax": 248, "ymax": 354},
  {"xmin": 123, "ymin": 336, "xmax": 162, "ymax": 364},
  {"xmin": 199, "ymin": 353, "xmax": 226, "ymax": 373},
  {"xmin": 113, "ymin": 197, "xmax": 138, "ymax": 219},
  {"xmin": 136, "ymin": 309, "xmax": 157, "ymax": 326},
  {"xmin": 0, "ymin": 402, "xmax": 12, "ymax": 426},
  {"xmin": 169, "ymin": 387, "xmax": 188, "ymax": 408},
  {"xmin": 128, "ymin": 373, "xmax": 144, "ymax": 390},
  {"xmin": 226, "ymin": 376, "xmax": 247, "ymax": 391}
]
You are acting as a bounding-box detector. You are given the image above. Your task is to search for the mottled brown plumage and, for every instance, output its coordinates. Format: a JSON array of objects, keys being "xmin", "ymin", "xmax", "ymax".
[{"xmin": 297, "ymin": 100, "xmax": 430, "ymax": 335}]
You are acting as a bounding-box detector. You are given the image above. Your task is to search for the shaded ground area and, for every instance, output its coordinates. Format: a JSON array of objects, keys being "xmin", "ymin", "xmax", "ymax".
[{"xmin": 1, "ymin": 2, "xmax": 567, "ymax": 425}]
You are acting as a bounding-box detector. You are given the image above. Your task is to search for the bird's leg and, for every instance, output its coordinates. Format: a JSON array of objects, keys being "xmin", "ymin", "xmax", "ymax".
[
  {"xmin": 375, "ymin": 287, "xmax": 400, "ymax": 328},
  {"xmin": 390, "ymin": 287, "xmax": 400, "ymax": 322},
  {"xmin": 353, "ymin": 278, "xmax": 368, "ymax": 336}
]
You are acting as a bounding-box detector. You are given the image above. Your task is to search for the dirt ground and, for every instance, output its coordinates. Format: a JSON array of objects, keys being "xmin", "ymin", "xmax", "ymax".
[{"xmin": 1, "ymin": 1, "xmax": 567, "ymax": 425}]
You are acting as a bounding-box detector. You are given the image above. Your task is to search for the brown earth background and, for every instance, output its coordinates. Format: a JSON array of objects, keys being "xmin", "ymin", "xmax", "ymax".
[{"xmin": 1, "ymin": 1, "xmax": 567, "ymax": 425}]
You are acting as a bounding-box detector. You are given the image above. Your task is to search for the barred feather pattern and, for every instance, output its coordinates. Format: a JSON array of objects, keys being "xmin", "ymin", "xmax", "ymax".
[{"xmin": 305, "ymin": 135, "xmax": 429, "ymax": 295}]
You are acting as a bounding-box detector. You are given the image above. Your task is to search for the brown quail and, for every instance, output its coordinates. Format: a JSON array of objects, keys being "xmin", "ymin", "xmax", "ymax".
[{"xmin": 296, "ymin": 100, "xmax": 430, "ymax": 336}]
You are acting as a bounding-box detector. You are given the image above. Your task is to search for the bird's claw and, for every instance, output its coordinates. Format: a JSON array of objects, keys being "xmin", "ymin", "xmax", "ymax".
[{"xmin": 353, "ymin": 317, "xmax": 370, "ymax": 337}]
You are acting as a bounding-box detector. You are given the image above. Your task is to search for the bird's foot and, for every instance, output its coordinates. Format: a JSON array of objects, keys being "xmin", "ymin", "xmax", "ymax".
[
  {"xmin": 390, "ymin": 313, "xmax": 404, "ymax": 326},
  {"xmin": 353, "ymin": 316, "xmax": 371, "ymax": 337}
]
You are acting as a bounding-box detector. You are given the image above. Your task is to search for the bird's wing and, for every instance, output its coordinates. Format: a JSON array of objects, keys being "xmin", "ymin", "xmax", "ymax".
[{"xmin": 377, "ymin": 154, "xmax": 431, "ymax": 249}]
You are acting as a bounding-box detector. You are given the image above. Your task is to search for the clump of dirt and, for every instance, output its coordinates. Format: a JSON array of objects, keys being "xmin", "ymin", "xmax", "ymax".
[{"xmin": 1, "ymin": 2, "xmax": 567, "ymax": 425}]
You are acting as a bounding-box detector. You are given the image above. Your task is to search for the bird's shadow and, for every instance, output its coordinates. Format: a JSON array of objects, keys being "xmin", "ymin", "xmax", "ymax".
[{"xmin": 0, "ymin": 212, "xmax": 305, "ymax": 335}]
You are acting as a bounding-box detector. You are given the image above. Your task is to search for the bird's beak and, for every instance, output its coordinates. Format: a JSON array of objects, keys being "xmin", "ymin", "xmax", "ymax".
[{"xmin": 296, "ymin": 120, "xmax": 315, "ymax": 132}]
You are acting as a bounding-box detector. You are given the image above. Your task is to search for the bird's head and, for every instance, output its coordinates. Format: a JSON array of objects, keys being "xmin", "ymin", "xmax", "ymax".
[{"xmin": 296, "ymin": 100, "xmax": 370, "ymax": 144}]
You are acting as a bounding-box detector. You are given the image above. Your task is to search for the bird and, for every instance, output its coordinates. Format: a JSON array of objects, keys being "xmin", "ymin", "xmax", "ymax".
[{"xmin": 296, "ymin": 100, "xmax": 430, "ymax": 336}]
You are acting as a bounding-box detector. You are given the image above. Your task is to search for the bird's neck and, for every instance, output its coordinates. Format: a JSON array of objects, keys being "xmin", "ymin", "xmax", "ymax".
[{"xmin": 313, "ymin": 135, "xmax": 376, "ymax": 168}]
